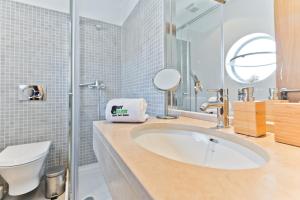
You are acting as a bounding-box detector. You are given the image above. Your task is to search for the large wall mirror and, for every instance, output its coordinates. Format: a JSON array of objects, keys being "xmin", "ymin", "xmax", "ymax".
[{"xmin": 166, "ymin": 0, "xmax": 277, "ymax": 115}]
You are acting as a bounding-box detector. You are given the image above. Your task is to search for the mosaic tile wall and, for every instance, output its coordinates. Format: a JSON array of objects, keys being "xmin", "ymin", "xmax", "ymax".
[
  {"xmin": 0, "ymin": 0, "xmax": 70, "ymax": 167},
  {"xmin": 121, "ymin": 0, "xmax": 165, "ymax": 116},
  {"xmin": 0, "ymin": 1, "xmax": 122, "ymax": 167},
  {"xmin": 79, "ymin": 18, "xmax": 121, "ymax": 165},
  {"xmin": 0, "ymin": 0, "xmax": 165, "ymax": 167}
]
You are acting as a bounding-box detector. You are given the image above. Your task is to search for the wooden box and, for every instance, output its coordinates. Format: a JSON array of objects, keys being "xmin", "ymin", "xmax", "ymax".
[
  {"xmin": 265, "ymin": 100, "xmax": 288, "ymax": 133},
  {"xmin": 271, "ymin": 103, "xmax": 300, "ymax": 147},
  {"xmin": 233, "ymin": 101, "xmax": 266, "ymax": 137}
]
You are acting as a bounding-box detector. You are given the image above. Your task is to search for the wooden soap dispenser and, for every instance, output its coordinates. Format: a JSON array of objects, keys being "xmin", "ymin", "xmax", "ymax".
[{"xmin": 233, "ymin": 87, "xmax": 266, "ymax": 137}]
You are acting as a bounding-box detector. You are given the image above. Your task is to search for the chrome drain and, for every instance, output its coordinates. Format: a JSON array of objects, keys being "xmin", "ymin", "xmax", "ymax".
[
  {"xmin": 84, "ymin": 197, "xmax": 94, "ymax": 200},
  {"xmin": 209, "ymin": 138, "xmax": 219, "ymax": 143}
]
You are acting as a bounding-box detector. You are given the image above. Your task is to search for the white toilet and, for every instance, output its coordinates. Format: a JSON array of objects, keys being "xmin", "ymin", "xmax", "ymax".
[{"xmin": 0, "ymin": 141, "xmax": 51, "ymax": 196}]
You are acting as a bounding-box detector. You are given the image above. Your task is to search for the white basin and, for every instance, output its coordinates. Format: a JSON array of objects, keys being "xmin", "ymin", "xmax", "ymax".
[{"xmin": 132, "ymin": 125, "xmax": 269, "ymax": 170}]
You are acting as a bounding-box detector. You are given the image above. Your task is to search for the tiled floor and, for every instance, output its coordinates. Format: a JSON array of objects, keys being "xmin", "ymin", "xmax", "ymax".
[
  {"xmin": 4, "ymin": 163, "xmax": 111, "ymax": 200},
  {"xmin": 79, "ymin": 163, "xmax": 111, "ymax": 200}
]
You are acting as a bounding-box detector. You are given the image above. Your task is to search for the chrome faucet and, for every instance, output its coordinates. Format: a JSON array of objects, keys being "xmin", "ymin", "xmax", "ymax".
[
  {"xmin": 238, "ymin": 87, "xmax": 255, "ymax": 102},
  {"xmin": 268, "ymin": 88, "xmax": 300, "ymax": 100},
  {"xmin": 190, "ymin": 72, "xmax": 203, "ymax": 112},
  {"xmin": 280, "ymin": 88, "xmax": 300, "ymax": 100},
  {"xmin": 200, "ymin": 88, "xmax": 230, "ymax": 128}
]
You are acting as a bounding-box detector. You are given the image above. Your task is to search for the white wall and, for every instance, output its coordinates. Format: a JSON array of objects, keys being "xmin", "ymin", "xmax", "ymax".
[
  {"xmin": 12, "ymin": 0, "xmax": 139, "ymax": 25},
  {"xmin": 12, "ymin": 0, "xmax": 69, "ymax": 13}
]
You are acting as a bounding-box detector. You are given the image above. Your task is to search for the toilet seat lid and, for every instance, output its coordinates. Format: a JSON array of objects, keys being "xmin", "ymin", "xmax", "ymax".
[{"xmin": 0, "ymin": 141, "xmax": 51, "ymax": 167}]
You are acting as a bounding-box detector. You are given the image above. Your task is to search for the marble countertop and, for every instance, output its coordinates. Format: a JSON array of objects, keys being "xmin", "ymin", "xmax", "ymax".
[{"xmin": 93, "ymin": 117, "xmax": 300, "ymax": 200}]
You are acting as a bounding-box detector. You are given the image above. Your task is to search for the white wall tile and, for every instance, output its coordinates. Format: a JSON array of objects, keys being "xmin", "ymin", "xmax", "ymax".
[
  {"xmin": 0, "ymin": 0, "xmax": 165, "ymax": 167},
  {"xmin": 121, "ymin": 0, "xmax": 165, "ymax": 116}
]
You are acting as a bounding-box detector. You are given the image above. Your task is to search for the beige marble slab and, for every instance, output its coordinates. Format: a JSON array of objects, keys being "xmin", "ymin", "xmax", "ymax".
[{"xmin": 93, "ymin": 117, "xmax": 300, "ymax": 200}]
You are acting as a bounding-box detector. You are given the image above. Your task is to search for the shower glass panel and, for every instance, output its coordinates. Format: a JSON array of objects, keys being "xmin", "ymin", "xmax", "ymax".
[
  {"xmin": 73, "ymin": 0, "xmax": 129, "ymax": 199},
  {"xmin": 76, "ymin": 4, "xmax": 117, "ymax": 200},
  {"xmin": 71, "ymin": 0, "xmax": 164, "ymax": 199},
  {"xmin": 173, "ymin": 0, "xmax": 224, "ymax": 113}
]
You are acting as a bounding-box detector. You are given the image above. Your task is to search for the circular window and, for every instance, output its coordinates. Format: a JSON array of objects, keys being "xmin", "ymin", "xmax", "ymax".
[{"xmin": 226, "ymin": 33, "xmax": 276, "ymax": 84}]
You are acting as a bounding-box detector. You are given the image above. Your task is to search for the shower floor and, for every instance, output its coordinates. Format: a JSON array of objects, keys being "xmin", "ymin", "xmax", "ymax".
[{"xmin": 79, "ymin": 163, "xmax": 111, "ymax": 200}]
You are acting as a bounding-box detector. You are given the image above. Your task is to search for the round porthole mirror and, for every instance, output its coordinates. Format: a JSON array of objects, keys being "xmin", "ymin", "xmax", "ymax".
[{"xmin": 225, "ymin": 33, "xmax": 277, "ymax": 84}]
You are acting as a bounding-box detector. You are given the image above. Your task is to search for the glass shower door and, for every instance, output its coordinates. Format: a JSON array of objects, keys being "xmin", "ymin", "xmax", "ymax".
[
  {"xmin": 71, "ymin": 0, "xmax": 164, "ymax": 199},
  {"xmin": 76, "ymin": 15, "xmax": 113, "ymax": 198},
  {"xmin": 70, "ymin": 0, "xmax": 122, "ymax": 199}
]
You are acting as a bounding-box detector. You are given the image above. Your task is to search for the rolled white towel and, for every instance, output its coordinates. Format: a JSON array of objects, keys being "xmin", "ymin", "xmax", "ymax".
[{"xmin": 105, "ymin": 98, "xmax": 149, "ymax": 122}]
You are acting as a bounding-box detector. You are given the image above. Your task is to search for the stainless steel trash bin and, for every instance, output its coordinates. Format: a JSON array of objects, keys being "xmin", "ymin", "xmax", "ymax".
[
  {"xmin": 0, "ymin": 185, "xmax": 5, "ymax": 200},
  {"xmin": 0, "ymin": 176, "xmax": 8, "ymax": 200},
  {"xmin": 45, "ymin": 166, "xmax": 66, "ymax": 199}
]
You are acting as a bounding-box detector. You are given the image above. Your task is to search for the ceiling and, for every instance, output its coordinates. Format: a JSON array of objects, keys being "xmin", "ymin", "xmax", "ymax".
[
  {"xmin": 175, "ymin": 0, "xmax": 218, "ymax": 28},
  {"xmin": 12, "ymin": 0, "xmax": 139, "ymax": 25}
]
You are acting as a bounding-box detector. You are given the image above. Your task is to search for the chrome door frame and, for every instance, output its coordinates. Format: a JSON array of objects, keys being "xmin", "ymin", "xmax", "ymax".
[{"xmin": 70, "ymin": 0, "xmax": 80, "ymax": 199}]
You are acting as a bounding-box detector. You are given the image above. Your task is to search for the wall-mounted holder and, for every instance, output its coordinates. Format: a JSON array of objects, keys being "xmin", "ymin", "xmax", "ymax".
[
  {"xmin": 18, "ymin": 85, "xmax": 46, "ymax": 101},
  {"xmin": 153, "ymin": 68, "xmax": 181, "ymax": 119},
  {"xmin": 79, "ymin": 80, "xmax": 105, "ymax": 90}
]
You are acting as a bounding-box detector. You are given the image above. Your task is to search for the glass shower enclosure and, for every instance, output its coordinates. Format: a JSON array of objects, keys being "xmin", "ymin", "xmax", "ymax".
[
  {"xmin": 0, "ymin": 0, "xmax": 162, "ymax": 199},
  {"xmin": 70, "ymin": 0, "xmax": 141, "ymax": 200}
]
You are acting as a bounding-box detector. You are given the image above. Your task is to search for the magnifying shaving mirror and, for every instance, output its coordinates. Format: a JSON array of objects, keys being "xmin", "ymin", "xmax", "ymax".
[{"xmin": 153, "ymin": 68, "xmax": 181, "ymax": 119}]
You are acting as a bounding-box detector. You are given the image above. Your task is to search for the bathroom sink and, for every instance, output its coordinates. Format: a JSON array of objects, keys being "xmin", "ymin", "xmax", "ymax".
[{"xmin": 132, "ymin": 124, "xmax": 269, "ymax": 170}]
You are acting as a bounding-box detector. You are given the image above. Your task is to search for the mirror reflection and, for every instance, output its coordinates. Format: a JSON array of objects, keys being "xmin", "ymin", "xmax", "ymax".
[
  {"xmin": 173, "ymin": 0, "xmax": 223, "ymax": 113},
  {"xmin": 223, "ymin": 0, "xmax": 276, "ymax": 105},
  {"xmin": 169, "ymin": 0, "xmax": 276, "ymax": 115}
]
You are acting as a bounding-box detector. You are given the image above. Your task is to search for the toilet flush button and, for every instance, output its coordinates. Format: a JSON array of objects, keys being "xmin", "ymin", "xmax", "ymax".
[{"xmin": 18, "ymin": 85, "xmax": 46, "ymax": 101}]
